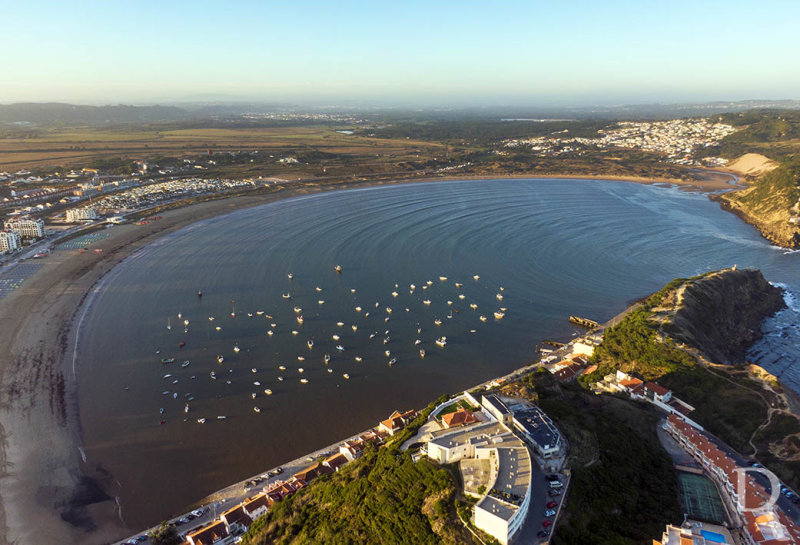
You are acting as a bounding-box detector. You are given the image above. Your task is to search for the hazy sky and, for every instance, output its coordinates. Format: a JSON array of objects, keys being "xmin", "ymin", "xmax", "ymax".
[{"xmin": 2, "ymin": 0, "xmax": 799, "ymax": 105}]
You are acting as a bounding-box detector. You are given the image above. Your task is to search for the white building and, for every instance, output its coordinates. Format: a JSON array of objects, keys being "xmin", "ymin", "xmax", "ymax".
[
  {"xmin": 3, "ymin": 217, "xmax": 44, "ymax": 239},
  {"xmin": 0, "ymin": 230, "xmax": 21, "ymax": 252},
  {"xmin": 66, "ymin": 207, "xmax": 98, "ymax": 222}
]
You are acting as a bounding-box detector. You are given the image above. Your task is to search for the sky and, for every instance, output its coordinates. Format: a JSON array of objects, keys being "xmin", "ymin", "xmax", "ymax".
[{"xmin": 1, "ymin": 0, "xmax": 799, "ymax": 106}]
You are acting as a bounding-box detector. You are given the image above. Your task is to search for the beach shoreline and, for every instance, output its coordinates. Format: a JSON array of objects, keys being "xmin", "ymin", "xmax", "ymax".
[{"xmin": 0, "ymin": 172, "xmax": 740, "ymax": 545}]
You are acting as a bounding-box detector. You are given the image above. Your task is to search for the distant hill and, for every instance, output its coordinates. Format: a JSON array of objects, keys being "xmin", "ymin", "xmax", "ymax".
[{"xmin": 0, "ymin": 102, "xmax": 189, "ymax": 125}]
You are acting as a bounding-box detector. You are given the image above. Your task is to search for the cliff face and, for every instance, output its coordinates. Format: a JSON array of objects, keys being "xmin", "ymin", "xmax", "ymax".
[
  {"xmin": 714, "ymin": 163, "xmax": 800, "ymax": 249},
  {"xmin": 652, "ymin": 268, "xmax": 785, "ymax": 364}
]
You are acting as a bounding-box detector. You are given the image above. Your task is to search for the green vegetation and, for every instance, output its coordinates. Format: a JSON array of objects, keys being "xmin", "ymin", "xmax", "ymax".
[
  {"xmin": 147, "ymin": 522, "xmax": 182, "ymax": 545},
  {"xmin": 752, "ymin": 413, "xmax": 800, "ymax": 491},
  {"xmin": 519, "ymin": 372, "xmax": 682, "ymax": 544},
  {"xmin": 700, "ymin": 109, "xmax": 800, "ymax": 161},
  {"xmin": 242, "ymin": 396, "xmax": 475, "ymax": 545}
]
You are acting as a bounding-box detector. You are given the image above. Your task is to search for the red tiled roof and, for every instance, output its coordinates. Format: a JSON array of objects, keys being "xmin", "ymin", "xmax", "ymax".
[
  {"xmin": 619, "ymin": 377, "xmax": 644, "ymax": 389},
  {"xmin": 442, "ymin": 408, "xmax": 478, "ymax": 428},
  {"xmin": 644, "ymin": 382, "xmax": 670, "ymax": 396},
  {"xmin": 294, "ymin": 462, "xmax": 333, "ymax": 484},
  {"xmin": 242, "ymin": 494, "xmax": 269, "ymax": 515},
  {"xmin": 187, "ymin": 520, "xmax": 228, "ymax": 545},
  {"xmin": 324, "ymin": 453, "xmax": 348, "ymax": 471}
]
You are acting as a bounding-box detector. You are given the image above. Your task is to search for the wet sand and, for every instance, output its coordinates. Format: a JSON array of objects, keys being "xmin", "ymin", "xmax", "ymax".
[{"xmin": 0, "ymin": 173, "xmax": 739, "ymax": 545}]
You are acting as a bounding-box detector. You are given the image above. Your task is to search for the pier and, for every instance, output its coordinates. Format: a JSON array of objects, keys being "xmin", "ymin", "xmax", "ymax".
[{"xmin": 569, "ymin": 315, "xmax": 599, "ymax": 329}]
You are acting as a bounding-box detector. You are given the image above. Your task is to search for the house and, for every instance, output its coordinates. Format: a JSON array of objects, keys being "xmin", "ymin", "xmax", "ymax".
[
  {"xmin": 553, "ymin": 363, "xmax": 584, "ymax": 382},
  {"xmin": 293, "ymin": 462, "xmax": 333, "ymax": 485},
  {"xmin": 186, "ymin": 520, "xmax": 231, "ymax": 545},
  {"xmin": 241, "ymin": 494, "xmax": 269, "ymax": 521},
  {"xmin": 512, "ymin": 407, "xmax": 562, "ymax": 458},
  {"xmin": 644, "ymin": 382, "xmax": 672, "ymax": 403},
  {"xmin": 442, "ymin": 408, "xmax": 479, "ymax": 429},
  {"xmin": 323, "ymin": 453, "xmax": 348, "ymax": 472},
  {"xmin": 379, "ymin": 409, "xmax": 416, "ymax": 435},
  {"xmin": 339, "ymin": 439, "xmax": 365, "ymax": 461},
  {"xmin": 219, "ymin": 504, "xmax": 251, "ymax": 535}
]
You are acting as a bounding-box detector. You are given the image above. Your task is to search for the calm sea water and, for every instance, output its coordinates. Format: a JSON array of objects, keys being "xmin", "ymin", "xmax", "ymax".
[{"xmin": 76, "ymin": 179, "xmax": 800, "ymax": 529}]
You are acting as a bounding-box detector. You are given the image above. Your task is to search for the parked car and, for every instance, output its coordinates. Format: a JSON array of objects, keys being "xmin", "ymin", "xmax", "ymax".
[
  {"xmin": 549, "ymin": 481, "xmax": 563, "ymax": 489},
  {"xmin": 542, "ymin": 520, "xmax": 553, "ymax": 528},
  {"xmin": 548, "ymin": 489, "xmax": 562, "ymax": 497},
  {"xmin": 275, "ymin": 467, "xmax": 284, "ymax": 474},
  {"xmin": 547, "ymin": 501, "xmax": 558, "ymax": 509},
  {"xmin": 537, "ymin": 530, "xmax": 550, "ymax": 538},
  {"xmin": 544, "ymin": 509, "xmax": 556, "ymax": 517},
  {"xmin": 191, "ymin": 508, "xmax": 205, "ymax": 517},
  {"xmin": 135, "ymin": 537, "xmax": 147, "ymax": 543}
]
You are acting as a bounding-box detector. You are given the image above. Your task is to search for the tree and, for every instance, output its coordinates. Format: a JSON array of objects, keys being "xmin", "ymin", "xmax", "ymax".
[{"xmin": 147, "ymin": 522, "xmax": 182, "ymax": 545}]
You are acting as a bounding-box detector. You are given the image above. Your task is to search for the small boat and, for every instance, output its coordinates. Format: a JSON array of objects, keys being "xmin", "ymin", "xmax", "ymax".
[
  {"xmin": 350, "ymin": 288, "xmax": 356, "ymax": 293},
  {"xmin": 318, "ymin": 300, "xmax": 325, "ymax": 305},
  {"xmin": 282, "ymin": 293, "xmax": 291, "ymax": 299},
  {"xmin": 226, "ymin": 380, "xmax": 232, "ymax": 385},
  {"xmin": 435, "ymin": 337, "xmax": 447, "ymax": 347},
  {"xmin": 499, "ymin": 286, "xmax": 504, "ymax": 291},
  {"xmin": 247, "ymin": 313, "xmax": 253, "ymax": 318},
  {"xmin": 343, "ymin": 373, "xmax": 350, "ymax": 379},
  {"xmin": 252, "ymin": 368, "xmax": 257, "ymax": 373},
  {"xmin": 426, "ymin": 280, "xmax": 433, "ymax": 286},
  {"xmin": 178, "ymin": 341, "xmax": 186, "ymax": 349},
  {"xmin": 327, "ymin": 368, "xmax": 333, "ymax": 373},
  {"xmin": 217, "ymin": 355, "xmax": 224, "ymax": 363},
  {"xmin": 414, "ymin": 339, "xmax": 421, "ymax": 345},
  {"xmin": 287, "ymin": 273, "xmax": 294, "ymax": 280},
  {"xmin": 447, "ymin": 300, "xmax": 453, "ymax": 306},
  {"xmin": 294, "ymin": 306, "xmax": 302, "ymax": 314},
  {"xmin": 162, "ymin": 390, "xmax": 170, "ymax": 395},
  {"xmin": 316, "ymin": 286, "xmax": 323, "ymax": 292},
  {"xmin": 264, "ymin": 389, "xmax": 272, "ymax": 395},
  {"xmin": 410, "ymin": 284, "xmax": 416, "ymax": 290},
  {"xmin": 163, "ymin": 373, "xmax": 173, "ymax": 379},
  {"xmin": 355, "ymin": 306, "xmax": 362, "ymax": 312},
  {"xmin": 332, "ymin": 334, "xmax": 340, "ymax": 341},
  {"xmin": 178, "ymin": 313, "xmax": 182, "ymax": 319},
  {"xmin": 251, "ymin": 393, "xmax": 257, "ymax": 399},
  {"xmin": 354, "ymin": 356, "xmax": 362, "ymax": 363},
  {"xmin": 351, "ymin": 325, "xmax": 357, "ymax": 332},
  {"xmin": 300, "ymin": 378, "xmax": 309, "ymax": 384},
  {"xmin": 173, "ymin": 393, "xmax": 178, "ymax": 399},
  {"xmin": 197, "ymin": 418, "xmax": 206, "ymax": 424},
  {"xmin": 494, "ymin": 311, "xmax": 505, "ymax": 320},
  {"xmin": 254, "ymin": 380, "xmax": 262, "ymax": 385},
  {"xmin": 324, "ymin": 354, "xmax": 331, "ymax": 364},
  {"xmin": 434, "ymin": 319, "xmax": 442, "ymax": 326},
  {"xmin": 385, "ymin": 307, "xmax": 392, "ymax": 314},
  {"xmin": 388, "ymin": 358, "xmax": 397, "ymax": 366},
  {"xmin": 336, "ymin": 345, "xmax": 344, "ymax": 351},
  {"xmin": 161, "ymin": 357, "xmax": 175, "ymax": 364},
  {"xmin": 277, "ymin": 376, "xmax": 284, "ymax": 381},
  {"xmin": 419, "ymin": 349, "xmax": 425, "ymax": 358},
  {"xmin": 384, "ymin": 350, "xmax": 391, "ymax": 357},
  {"xmin": 172, "ymin": 379, "xmax": 179, "ymax": 384},
  {"xmin": 297, "ymin": 356, "xmax": 305, "ymax": 362},
  {"xmin": 217, "ymin": 415, "xmax": 226, "ymax": 420},
  {"xmin": 496, "ymin": 294, "xmax": 503, "ymax": 301},
  {"xmin": 458, "ymin": 294, "xmax": 465, "ymax": 300},
  {"xmin": 296, "ymin": 316, "xmax": 304, "ymax": 325},
  {"xmin": 159, "ymin": 408, "xmax": 165, "ymax": 414},
  {"xmin": 297, "ymin": 368, "xmax": 304, "ymax": 374},
  {"xmin": 167, "ymin": 318, "xmax": 171, "ymax": 330},
  {"xmin": 334, "ymin": 265, "xmax": 342, "ymax": 273},
  {"xmin": 209, "ymin": 316, "xmax": 215, "ymax": 321},
  {"xmin": 423, "ymin": 300, "xmax": 431, "ymax": 306},
  {"xmin": 215, "ymin": 326, "xmax": 222, "ymax": 331},
  {"xmin": 197, "ymin": 290, "xmax": 203, "ymax": 297},
  {"xmin": 254, "ymin": 407, "xmax": 261, "ymax": 413},
  {"xmin": 439, "ymin": 276, "xmax": 447, "ymax": 281},
  {"xmin": 307, "ymin": 340, "xmax": 314, "ymax": 349},
  {"xmin": 383, "ymin": 337, "xmax": 390, "ymax": 344},
  {"xmin": 291, "ymin": 330, "xmax": 299, "ymax": 335},
  {"xmin": 184, "ymin": 404, "xmax": 189, "ymax": 413},
  {"xmin": 470, "ymin": 303, "xmax": 478, "ymax": 310},
  {"xmin": 479, "ymin": 315, "xmax": 487, "ymax": 322},
  {"xmin": 391, "ymin": 291, "xmax": 398, "ymax": 298},
  {"xmin": 256, "ymin": 310, "xmax": 264, "ymax": 315},
  {"xmin": 210, "ymin": 371, "xmax": 217, "ymax": 380},
  {"xmin": 233, "ymin": 345, "xmax": 240, "ymax": 353},
  {"xmin": 473, "ymin": 275, "xmax": 480, "ymax": 281},
  {"xmin": 455, "ymin": 282, "xmax": 463, "ymax": 288}
]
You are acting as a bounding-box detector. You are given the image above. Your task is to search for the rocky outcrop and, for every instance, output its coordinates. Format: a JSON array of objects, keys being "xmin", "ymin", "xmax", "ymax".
[{"xmin": 652, "ymin": 268, "xmax": 785, "ymax": 364}]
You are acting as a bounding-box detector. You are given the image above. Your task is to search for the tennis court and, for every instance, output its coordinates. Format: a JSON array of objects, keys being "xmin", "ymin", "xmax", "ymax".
[{"xmin": 677, "ymin": 472, "xmax": 727, "ymax": 524}]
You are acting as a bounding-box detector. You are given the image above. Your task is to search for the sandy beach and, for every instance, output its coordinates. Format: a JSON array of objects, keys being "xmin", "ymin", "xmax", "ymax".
[{"xmin": 0, "ymin": 172, "xmax": 740, "ymax": 545}]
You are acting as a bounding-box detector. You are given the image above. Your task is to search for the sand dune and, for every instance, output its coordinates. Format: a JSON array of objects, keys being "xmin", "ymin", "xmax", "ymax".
[{"xmin": 727, "ymin": 153, "xmax": 777, "ymax": 177}]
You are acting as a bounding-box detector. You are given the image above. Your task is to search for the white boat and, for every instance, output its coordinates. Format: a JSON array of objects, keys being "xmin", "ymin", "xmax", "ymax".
[
  {"xmin": 458, "ymin": 294, "xmax": 465, "ymax": 300},
  {"xmin": 292, "ymin": 330, "xmax": 299, "ymax": 335},
  {"xmin": 298, "ymin": 368, "xmax": 304, "ymax": 374},
  {"xmin": 307, "ymin": 340, "xmax": 314, "ymax": 349},
  {"xmin": 385, "ymin": 307, "xmax": 392, "ymax": 314},
  {"xmin": 316, "ymin": 286, "xmax": 323, "ymax": 292},
  {"xmin": 217, "ymin": 415, "xmax": 226, "ymax": 420},
  {"xmin": 251, "ymin": 392, "xmax": 257, "ymax": 399},
  {"xmin": 163, "ymin": 373, "xmax": 173, "ymax": 379},
  {"xmin": 210, "ymin": 371, "xmax": 217, "ymax": 380},
  {"xmin": 336, "ymin": 345, "xmax": 344, "ymax": 351},
  {"xmin": 184, "ymin": 404, "xmax": 189, "ymax": 413},
  {"xmin": 426, "ymin": 280, "xmax": 433, "ymax": 286},
  {"xmin": 296, "ymin": 315, "xmax": 304, "ymax": 325},
  {"xmin": 278, "ymin": 365, "xmax": 287, "ymax": 371},
  {"xmin": 215, "ymin": 326, "xmax": 222, "ymax": 331},
  {"xmin": 217, "ymin": 355, "xmax": 224, "ymax": 363},
  {"xmin": 327, "ymin": 368, "xmax": 333, "ymax": 373},
  {"xmin": 324, "ymin": 354, "xmax": 331, "ymax": 364},
  {"xmin": 332, "ymin": 334, "xmax": 340, "ymax": 341},
  {"xmin": 252, "ymin": 368, "xmax": 257, "ymax": 373},
  {"xmin": 479, "ymin": 315, "xmax": 487, "ymax": 322},
  {"xmin": 391, "ymin": 291, "xmax": 398, "ymax": 298},
  {"xmin": 178, "ymin": 313, "xmax": 182, "ymax": 319},
  {"xmin": 385, "ymin": 350, "xmax": 391, "ymax": 357},
  {"xmin": 282, "ymin": 293, "xmax": 291, "ymax": 299},
  {"xmin": 439, "ymin": 276, "xmax": 447, "ymax": 281},
  {"xmin": 334, "ymin": 265, "xmax": 342, "ymax": 273},
  {"xmin": 423, "ymin": 300, "xmax": 431, "ymax": 306},
  {"xmin": 208, "ymin": 316, "xmax": 214, "ymax": 321},
  {"xmin": 300, "ymin": 378, "xmax": 309, "ymax": 384},
  {"xmin": 256, "ymin": 311, "xmax": 264, "ymax": 315},
  {"xmin": 267, "ymin": 330, "xmax": 274, "ymax": 336},
  {"xmin": 473, "ymin": 275, "xmax": 480, "ymax": 281},
  {"xmin": 354, "ymin": 356, "xmax": 363, "ymax": 363},
  {"xmin": 350, "ymin": 288, "xmax": 356, "ymax": 293},
  {"xmin": 287, "ymin": 273, "xmax": 293, "ymax": 280},
  {"xmin": 434, "ymin": 319, "xmax": 442, "ymax": 326},
  {"xmin": 173, "ymin": 393, "xmax": 178, "ymax": 399},
  {"xmin": 351, "ymin": 325, "xmax": 358, "ymax": 332},
  {"xmin": 264, "ymin": 389, "xmax": 272, "ymax": 395},
  {"xmin": 183, "ymin": 319, "xmax": 190, "ymax": 326},
  {"xmin": 388, "ymin": 358, "xmax": 397, "ymax": 366},
  {"xmin": 233, "ymin": 345, "xmax": 240, "ymax": 353},
  {"xmin": 435, "ymin": 337, "xmax": 447, "ymax": 347},
  {"xmin": 419, "ymin": 349, "xmax": 426, "ymax": 358},
  {"xmin": 455, "ymin": 282, "xmax": 462, "ymax": 288},
  {"xmin": 297, "ymin": 356, "xmax": 305, "ymax": 362},
  {"xmin": 470, "ymin": 303, "xmax": 478, "ymax": 310},
  {"xmin": 166, "ymin": 318, "xmax": 171, "ymax": 330},
  {"xmin": 277, "ymin": 376, "xmax": 284, "ymax": 381},
  {"xmin": 494, "ymin": 311, "xmax": 505, "ymax": 320},
  {"xmin": 318, "ymin": 300, "xmax": 325, "ymax": 305},
  {"xmin": 254, "ymin": 381, "xmax": 262, "ymax": 385},
  {"xmin": 355, "ymin": 306, "xmax": 362, "ymax": 312},
  {"xmin": 197, "ymin": 418, "xmax": 206, "ymax": 424},
  {"xmin": 414, "ymin": 339, "xmax": 421, "ymax": 345},
  {"xmin": 254, "ymin": 407, "xmax": 261, "ymax": 413},
  {"xmin": 499, "ymin": 286, "xmax": 504, "ymax": 291},
  {"xmin": 343, "ymin": 373, "xmax": 350, "ymax": 379},
  {"xmin": 293, "ymin": 306, "xmax": 302, "ymax": 314},
  {"xmin": 181, "ymin": 361, "xmax": 190, "ymax": 367},
  {"xmin": 447, "ymin": 300, "xmax": 453, "ymax": 306},
  {"xmin": 336, "ymin": 322, "xmax": 344, "ymax": 327},
  {"xmin": 410, "ymin": 284, "xmax": 416, "ymax": 290},
  {"xmin": 496, "ymin": 294, "xmax": 503, "ymax": 301}
]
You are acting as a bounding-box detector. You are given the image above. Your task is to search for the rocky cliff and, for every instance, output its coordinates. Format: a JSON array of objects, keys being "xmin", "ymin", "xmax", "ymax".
[{"xmin": 651, "ymin": 268, "xmax": 785, "ymax": 364}]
